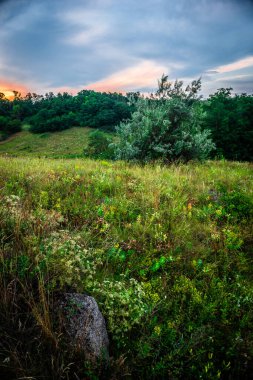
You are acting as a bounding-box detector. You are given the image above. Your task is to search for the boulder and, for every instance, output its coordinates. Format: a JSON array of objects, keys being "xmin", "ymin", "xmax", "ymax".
[{"xmin": 59, "ymin": 293, "xmax": 109, "ymax": 364}]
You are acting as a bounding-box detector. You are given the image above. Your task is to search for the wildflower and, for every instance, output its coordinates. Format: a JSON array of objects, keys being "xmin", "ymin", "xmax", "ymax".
[
  {"xmin": 154, "ymin": 326, "xmax": 161, "ymax": 336},
  {"xmin": 187, "ymin": 202, "xmax": 192, "ymax": 211}
]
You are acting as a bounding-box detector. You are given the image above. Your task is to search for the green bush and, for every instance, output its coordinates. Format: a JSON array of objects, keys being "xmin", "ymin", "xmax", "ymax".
[
  {"xmin": 84, "ymin": 129, "xmax": 114, "ymax": 159},
  {"xmin": 113, "ymin": 78, "xmax": 215, "ymax": 162}
]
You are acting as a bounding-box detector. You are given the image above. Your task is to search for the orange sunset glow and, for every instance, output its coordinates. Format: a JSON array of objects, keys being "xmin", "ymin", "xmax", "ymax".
[{"xmin": 0, "ymin": 79, "xmax": 29, "ymax": 100}]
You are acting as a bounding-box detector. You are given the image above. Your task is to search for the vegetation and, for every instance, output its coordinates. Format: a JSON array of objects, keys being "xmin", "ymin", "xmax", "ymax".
[
  {"xmin": 113, "ymin": 77, "xmax": 215, "ymax": 162},
  {"xmin": 0, "ymin": 127, "xmax": 93, "ymax": 158},
  {"xmin": 84, "ymin": 129, "xmax": 114, "ymax": 159},
  {"xmin": 203, "ymin": 88, "xmax": 253, "ymax": 161},
  {"xmin": 1, "ymin": 77, "xmax": 252, "ymax": 161},
  {"xmin": 0, "ymin": 75, "xmax": 252, "ymax": 378},
  {"xmin": 1, "ymin": 156, "xmax": 253, "ymax": 379},
  {"xmin": 0, "ymin": 90, "xmax": 132, "ymax": 137},
  {"xmin": 0, "ymin": 92, "xmax": 21, "ymax": 141}
]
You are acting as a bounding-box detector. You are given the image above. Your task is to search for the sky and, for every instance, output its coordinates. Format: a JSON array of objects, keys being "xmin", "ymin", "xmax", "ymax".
[{"xmin": 0, "ymin": 0, "xmax": 253, "ymax": 98}]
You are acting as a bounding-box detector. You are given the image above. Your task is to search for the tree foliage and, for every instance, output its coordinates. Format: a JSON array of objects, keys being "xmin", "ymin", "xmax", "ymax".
[
  {"xmin": 1, "ymin": 82, "xmax": 253, "ymax": 162},
  {"xmin": 0, "ymin": 90, "xmax": 132, "ymax": 138},
  {"xmin": 28, "ymin": 90, "xmax": 132, "ymax": 133},
  {"xmin": 0, "ymin": 93, "xmax": 22, "ymax": 140},
  {"xmin": 203, "ymin": 88, "xmax": 253, "ymax": 161},
  {"xmin": 84, "ymin": 129, "xmax": 114, "ymax": 159},
  {"xmin": 113, "ymin": 77, "xmax": 215, "ymax": 162}
]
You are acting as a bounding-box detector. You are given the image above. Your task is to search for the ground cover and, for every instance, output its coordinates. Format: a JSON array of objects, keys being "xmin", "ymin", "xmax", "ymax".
[{"xmin": 0, "ymin": 157, "xmax": 253, "ymax": 379}]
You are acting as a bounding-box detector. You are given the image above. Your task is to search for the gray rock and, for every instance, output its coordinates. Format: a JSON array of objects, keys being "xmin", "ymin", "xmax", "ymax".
[{"xmin": 59, "ymin": 293, "xmax": 109, "ymax": 364}]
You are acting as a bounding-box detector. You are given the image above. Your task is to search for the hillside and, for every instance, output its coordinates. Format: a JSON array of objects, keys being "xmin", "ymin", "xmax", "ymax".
[
  {"xmin": 0, "ymin": 127, "xmax": 94, "ymax": 158},
  {"xmin": 1, "ymin": 156, "xmax": 253, "ymax": 379}
]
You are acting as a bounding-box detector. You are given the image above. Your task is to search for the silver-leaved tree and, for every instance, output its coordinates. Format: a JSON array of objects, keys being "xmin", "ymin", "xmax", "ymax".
[{"xmin": 112, "ymin": 76, "xmax": 215, "ymax": 162}]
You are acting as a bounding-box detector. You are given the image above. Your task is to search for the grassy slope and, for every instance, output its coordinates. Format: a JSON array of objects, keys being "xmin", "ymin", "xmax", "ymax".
[
  {"xmin": 0, "ymin": 127, "xmax": 93, "ymax": 157},
  {"xmin": 0, "ymin": 156, "xmax": 253, "ymax": 378}
]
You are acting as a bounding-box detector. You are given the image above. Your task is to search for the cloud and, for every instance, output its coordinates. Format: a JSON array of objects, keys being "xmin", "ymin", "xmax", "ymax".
[
  {"xmin": 214, "ymin": 56, "xmax": 253, "ymax": 74},
  {"xmin": 66, "ymin": 27, "xmax": 107, "ymax": 46},
  {"xmin": 0, "ymin": 0, "xmax": 253, "ymax": 95},
  {"xmin": 85, "ymin": 60, "xmax": 168, "ymax": 92},
  {"xmin": 60, "ymin": 8, "xmax": 109, "ymax": 46}
]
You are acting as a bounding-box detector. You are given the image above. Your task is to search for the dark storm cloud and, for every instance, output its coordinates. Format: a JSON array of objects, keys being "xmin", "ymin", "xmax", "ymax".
[{"xmin": 0, "ymin": 0, "xmax": 252, "ymax": 94}]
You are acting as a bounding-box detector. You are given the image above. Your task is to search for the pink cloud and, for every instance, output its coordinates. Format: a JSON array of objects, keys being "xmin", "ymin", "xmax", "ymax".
[
  {"xmin": 85, "ymin": 60, "xmax": 169, "ymax": 92},
  {"xmin": 215, "ymin": 56, "xmax": 253, "ymax": 73}
]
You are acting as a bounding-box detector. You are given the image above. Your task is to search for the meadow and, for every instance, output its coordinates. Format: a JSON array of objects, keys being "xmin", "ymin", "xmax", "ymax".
[
  {"xmin": 0, "ymin": 127, "xmax": 93, "ymax": 158},
  {"xmin": 0, "ymin": 155, "xmax": 253, "ymax": 379}
]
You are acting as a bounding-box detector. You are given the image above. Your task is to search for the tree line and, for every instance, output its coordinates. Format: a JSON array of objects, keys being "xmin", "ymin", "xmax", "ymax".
[
  {"xmin": 0, "ymin": 90, "xmax": 132, "ymax": 136},
  {"xmin": 0, "ymin": 80, "xmax": 252, "ymax": 161}
]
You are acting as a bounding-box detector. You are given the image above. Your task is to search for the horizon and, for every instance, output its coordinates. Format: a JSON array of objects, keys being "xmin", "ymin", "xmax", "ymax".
[{"xmin": 0, "ymin": 0, "xmax": 253, "ymax": 98}]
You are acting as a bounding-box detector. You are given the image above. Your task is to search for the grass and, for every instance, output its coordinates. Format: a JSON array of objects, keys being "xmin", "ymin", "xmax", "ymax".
[
  {"xmin": 0, "ymin": 156, "xmax": 253, "ymax": 379},
  {"xmin": 0, "ymin": 127, "xmax": 93, "ymax": 158}
]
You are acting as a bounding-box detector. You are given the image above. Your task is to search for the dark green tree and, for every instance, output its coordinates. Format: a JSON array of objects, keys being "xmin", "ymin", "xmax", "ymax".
[{"xmin": 203, "ymin": 88, "xmax": 253, "ymax": 161}]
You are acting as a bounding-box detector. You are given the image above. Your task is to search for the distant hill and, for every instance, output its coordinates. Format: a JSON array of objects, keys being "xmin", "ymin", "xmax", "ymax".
[{"xmin": 0, "ymin": 127, "xmax": 95, "ymax": 158}]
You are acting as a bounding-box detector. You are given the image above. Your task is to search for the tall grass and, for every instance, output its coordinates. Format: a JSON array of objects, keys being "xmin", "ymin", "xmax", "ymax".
[{"xmin": 0, "ymin": 156, "xmax": 253, "ymax": 379}]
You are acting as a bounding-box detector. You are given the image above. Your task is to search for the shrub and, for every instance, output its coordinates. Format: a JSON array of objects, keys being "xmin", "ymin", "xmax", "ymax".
[
  {"xmin": 84, "ymin": 130, "xmax": 114, "ymax": 159},
  {"xmin": 113, "ymin": 78, "xmax": 215, "ymax": 162}
]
